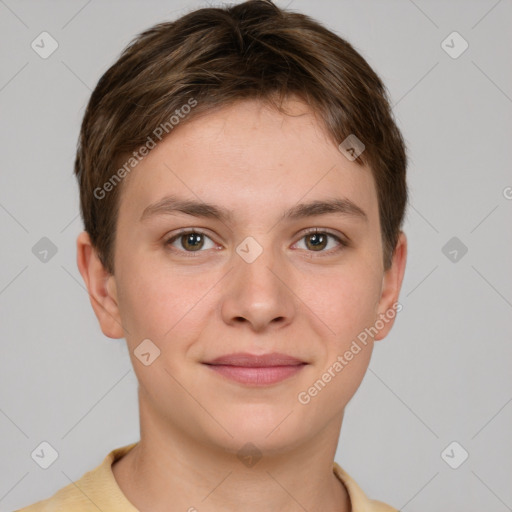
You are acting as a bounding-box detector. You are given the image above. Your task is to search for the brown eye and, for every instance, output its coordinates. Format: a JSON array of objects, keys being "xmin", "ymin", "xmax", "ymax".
[
  {"xmin": 305, "ymin": 232, "xmax": 328, "ymax": 251},
  {"xmin": 294, "ymin": 229, "xmax": 347, "ymax": 255},
  {"xmin": 165, "ymin": 230, "xmax": 216, "ymax": 253},
  {"xmin": 180, "ymin": 232, "xmax": 204, "ymax": 251}
]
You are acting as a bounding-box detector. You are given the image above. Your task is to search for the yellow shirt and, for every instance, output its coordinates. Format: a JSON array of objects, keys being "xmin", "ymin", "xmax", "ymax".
[{"xmin": 16, "ymin": 442, "xmax": 397, "ymax": 511}]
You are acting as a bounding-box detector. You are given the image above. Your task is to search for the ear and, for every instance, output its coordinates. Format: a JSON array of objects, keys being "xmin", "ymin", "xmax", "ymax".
[
  {"xmin": 76, "ymin": 231, "xmax": 124, "ymax": 339},
  {"xmin": 374, "ymin": 231, "xmax": 407, "ymax": 341}
]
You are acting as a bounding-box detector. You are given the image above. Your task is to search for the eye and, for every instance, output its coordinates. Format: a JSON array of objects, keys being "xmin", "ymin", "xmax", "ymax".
[
  {"xmin": 293, "ymin": 228, "xmax": 348, "ymax": 254},
  {"xmin": 164, "ymin": 228, "xmax": 348, "ymax": 257},
  {"xmin": 164, "ymin": 229, "xmax": 217, "ymax": 254}
]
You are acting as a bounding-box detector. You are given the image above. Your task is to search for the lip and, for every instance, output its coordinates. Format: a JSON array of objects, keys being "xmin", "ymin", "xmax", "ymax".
[
  {"xmin": 205, "ymin": 352, "xmax": 306, "ymax": 367},
  {"xmin": 203, "ymin": 352, "xmax": 307, "ymax": 386}
]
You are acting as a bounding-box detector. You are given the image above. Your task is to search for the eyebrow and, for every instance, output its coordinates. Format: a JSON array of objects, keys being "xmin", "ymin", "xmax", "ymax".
[{"xmin": 139, "ymin": 194, "xmax": 367, "ymax": 223}]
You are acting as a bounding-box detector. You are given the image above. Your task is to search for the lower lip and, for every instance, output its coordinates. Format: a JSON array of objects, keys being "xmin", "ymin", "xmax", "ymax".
[{"xmin": 205, "ymin": 364, "xmax": 306, "ymax": 386}]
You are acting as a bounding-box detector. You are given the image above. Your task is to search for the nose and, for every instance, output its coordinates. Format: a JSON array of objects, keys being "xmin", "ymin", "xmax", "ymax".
[{"xmin": 220, "ymin": 242, "xmax": 296, "ymax": 333}]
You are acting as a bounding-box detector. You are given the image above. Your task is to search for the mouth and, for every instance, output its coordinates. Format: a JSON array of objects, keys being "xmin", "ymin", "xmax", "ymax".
[{"xmin": 202, "ymin": 352, "xmax": 308, "ymax": 386}]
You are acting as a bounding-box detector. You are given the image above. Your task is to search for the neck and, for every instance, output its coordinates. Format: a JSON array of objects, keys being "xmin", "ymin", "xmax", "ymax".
[{"xmin": 112, "ymin": 395, "xmax": 350, "ymax": 512}]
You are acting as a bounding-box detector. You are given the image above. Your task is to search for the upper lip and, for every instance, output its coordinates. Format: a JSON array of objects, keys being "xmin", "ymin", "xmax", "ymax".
[{"xmin": 204, "ymin": 352, "xmax": 306, "ymax": 367}]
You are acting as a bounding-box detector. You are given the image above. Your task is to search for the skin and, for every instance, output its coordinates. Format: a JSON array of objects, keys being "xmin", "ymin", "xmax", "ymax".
[{"xmin": 77, "ymin": 97, "xmax": 407, "ymax": 512}]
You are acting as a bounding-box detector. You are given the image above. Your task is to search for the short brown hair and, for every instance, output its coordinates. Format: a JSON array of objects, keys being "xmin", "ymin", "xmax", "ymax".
[{"xmin": 74, "ymin": 0, "xmax": 408, "ymax": 274}]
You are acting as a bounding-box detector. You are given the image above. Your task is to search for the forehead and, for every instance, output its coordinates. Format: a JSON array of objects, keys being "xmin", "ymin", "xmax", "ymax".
[{"xmin": 117, "ymin": 98, "xmax": 378, "ymax": 225}]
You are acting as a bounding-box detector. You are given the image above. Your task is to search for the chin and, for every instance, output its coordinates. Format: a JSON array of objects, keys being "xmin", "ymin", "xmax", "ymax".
[{"xmin": 209, "ymin": 406, "xmax": 312, "ymax": 455}]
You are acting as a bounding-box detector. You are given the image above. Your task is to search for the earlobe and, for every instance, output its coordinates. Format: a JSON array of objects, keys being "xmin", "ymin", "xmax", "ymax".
[
  {"xmin": 374, "ymin": 231, "xmax": 407, "ymax": 342},
  {"xmin": 76, "ymin": 231, "xmax": 125, "ymax": 339}
]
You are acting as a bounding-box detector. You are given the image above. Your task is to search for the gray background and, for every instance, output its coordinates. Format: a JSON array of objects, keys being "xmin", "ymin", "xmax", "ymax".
[{"xmin": 1, "ymin": 0, "xmax": 511, "ymax": 510}]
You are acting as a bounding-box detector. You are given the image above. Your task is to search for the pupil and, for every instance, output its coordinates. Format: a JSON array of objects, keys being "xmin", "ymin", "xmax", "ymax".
[
  {"xmin": 184, "ymin": 233, "xmax": 203, "ymax": 250},
  {"xmin": 308, "ymin": 233, "xmax": 326, "ymax": 250}
]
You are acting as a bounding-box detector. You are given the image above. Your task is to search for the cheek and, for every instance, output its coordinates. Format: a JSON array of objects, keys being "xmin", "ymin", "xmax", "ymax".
[
  {"xmin": 296, "ymin": 337, "xmax": 373, "ymax": 426},
  {"xmin": 118, "ymin": 275, "xmax": 174, "ymax": 338},
  {"xmin": 301, "ymin": 263, "xmax": 381, "ymax": 346},
  {"xmin": 116, "ymin": 261, "xmax": 217, "ymax": 348}
]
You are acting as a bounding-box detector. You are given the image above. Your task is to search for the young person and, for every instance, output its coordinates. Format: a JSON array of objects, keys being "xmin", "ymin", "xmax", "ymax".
[{"xmin": 18, "ymin": 1, "xmax": 408, "ymax": 510}]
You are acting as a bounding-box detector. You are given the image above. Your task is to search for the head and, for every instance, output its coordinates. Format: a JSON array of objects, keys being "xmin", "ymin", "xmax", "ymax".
[{"xmin": 76, "ymin": 0, "xmax": 407, "ymax": 456}]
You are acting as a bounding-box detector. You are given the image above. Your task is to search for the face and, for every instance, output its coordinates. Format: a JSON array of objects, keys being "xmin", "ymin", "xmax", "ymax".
[{"xmin": 79, "ymin": 97, "xmax": 406, "ymax": 456}]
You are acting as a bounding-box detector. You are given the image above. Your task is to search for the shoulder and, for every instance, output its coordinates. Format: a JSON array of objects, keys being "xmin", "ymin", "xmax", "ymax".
[
  {"xmin": 366, "ymin": 498, "xmax": 399, "ymax": 511},
  {"xmin": 14, "ymin": 442, "xmax": 139, "ymax": 512},
  {"xmin": 14, "ymin": 481, "xmax": 94, "ymax": 511},
  {"xmin": 333, "ymin": 461, "xmax": 398, "ymax": 512}
]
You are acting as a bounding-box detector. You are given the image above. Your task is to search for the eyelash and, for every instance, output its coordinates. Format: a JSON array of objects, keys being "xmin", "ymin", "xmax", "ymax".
[{"xmin": 164, "ymin": 228, "xmax": 349, "ymax": 258}]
